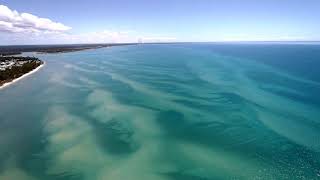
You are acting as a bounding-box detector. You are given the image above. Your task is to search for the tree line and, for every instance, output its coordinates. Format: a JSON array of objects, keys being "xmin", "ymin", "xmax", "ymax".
[{"xmin": 0, "ymin": 57, "xmax": 43, "ymax": 84}]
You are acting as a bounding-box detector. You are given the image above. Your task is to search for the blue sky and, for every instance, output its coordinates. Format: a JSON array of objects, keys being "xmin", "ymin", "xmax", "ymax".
[{"xmin": 0, "ymin": 0, "xmax": 319, "ymax": 44}]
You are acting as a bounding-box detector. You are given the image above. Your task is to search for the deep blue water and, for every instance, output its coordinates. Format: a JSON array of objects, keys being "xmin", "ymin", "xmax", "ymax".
[{"xmin": 0, "ymin": 43, "xmax": 319, "ymax": 179}]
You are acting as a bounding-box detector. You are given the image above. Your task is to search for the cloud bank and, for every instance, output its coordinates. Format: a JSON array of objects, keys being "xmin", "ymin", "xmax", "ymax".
[
  {"xmin": 0, "ymin": 5, "xmax": 177, "ymax": 44},
  {"xmin": 59, "ymin": 31, "xmax": 177, "ymax": 44},
  {"xmin": 0, "ymin": 5, "xmax": 71, "ymax": 33},
  {"xmin": 140, "ymin": 36, "xmax": 177, "ymax": 43}
]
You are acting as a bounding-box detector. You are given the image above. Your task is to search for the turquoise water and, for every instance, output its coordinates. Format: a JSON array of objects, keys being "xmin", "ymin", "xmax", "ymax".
[{"xmin": 0, "ymin": 44, "xmax": 319, "ymax": 179}]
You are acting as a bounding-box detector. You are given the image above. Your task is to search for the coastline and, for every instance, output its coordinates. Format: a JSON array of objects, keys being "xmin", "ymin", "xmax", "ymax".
[
  {"xmin": 0, "ymin": 44, "xmax": 135, "ymax": 90},
  {"xmin": 0, "ymin": 62, "xmax": 45, "ymax": 90},
  {"xmin": 0, "ymin": 43, "xmax": 137, "ymax": 55}
]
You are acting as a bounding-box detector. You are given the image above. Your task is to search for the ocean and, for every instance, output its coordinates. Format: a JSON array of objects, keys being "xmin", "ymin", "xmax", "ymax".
[{"xmin": 0, "ymin": 43, "xmax": 319, "ymax": 179}]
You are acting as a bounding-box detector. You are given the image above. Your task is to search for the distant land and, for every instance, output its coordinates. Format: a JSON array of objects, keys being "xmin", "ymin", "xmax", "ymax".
[
  {"xmin": 0, "ymin": 43, "xmax": 138, "ymax": 55},
  {"xmin": 1, "ymin": 42, "xmax": 319, "ymax": 57}
]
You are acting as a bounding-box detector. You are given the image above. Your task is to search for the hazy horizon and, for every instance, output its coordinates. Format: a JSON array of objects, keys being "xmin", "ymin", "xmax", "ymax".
[{"xmin": 1, "ymin": 41, "xmax": 320, "ymax": 47}]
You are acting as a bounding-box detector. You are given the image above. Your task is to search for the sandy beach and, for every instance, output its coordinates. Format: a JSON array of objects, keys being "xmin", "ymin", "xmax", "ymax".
[{"xmin": 0, "ymin": 62, "xmax": 45, "ymax": 90}]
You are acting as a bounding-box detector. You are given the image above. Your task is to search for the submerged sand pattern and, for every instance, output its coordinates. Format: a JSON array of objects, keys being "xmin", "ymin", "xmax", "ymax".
[{"xmin": 0, "ymin": 45, "xmax": 319, "ymax": 179}]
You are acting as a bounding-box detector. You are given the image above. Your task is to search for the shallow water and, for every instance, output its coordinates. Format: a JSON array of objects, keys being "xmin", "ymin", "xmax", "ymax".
[{"xmin": 0, "ymin": 43, "xmax": 319, "ymax": 179}]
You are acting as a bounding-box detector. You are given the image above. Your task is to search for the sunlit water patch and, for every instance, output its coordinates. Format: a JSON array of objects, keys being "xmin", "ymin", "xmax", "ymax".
[{"xmin": 0, "ymin": 44, "xmax": 320, "ymax": 179}]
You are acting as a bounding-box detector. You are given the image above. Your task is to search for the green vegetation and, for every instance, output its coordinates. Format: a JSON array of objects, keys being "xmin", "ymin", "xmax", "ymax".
[
  {"xmin": 0, "ymin": 56, "xmax": 43, "ymax": 86},
  {"xmin": 0, "ymin": 56, "xmax": 39, "ymax": 62}
]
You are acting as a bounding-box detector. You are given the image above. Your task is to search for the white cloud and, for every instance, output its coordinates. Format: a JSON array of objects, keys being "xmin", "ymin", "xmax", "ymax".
[
  {"xmin": 76, "ymin": 30, "xmax": 135, "ymax": 43},
  {"xmin": 0, "ymin": 5, "xmax": 71, "ymax": 33},
  {"xmin": 53, "ymin": 30, "xmax": 137, "ymax": 44},
  {"xmin": 139, "ymin": 36, "xmax": 177, "ymax": 43},
  {"xmin": 0, "ymin": 30, "xmax": 178, "ymax": 44},
  {"xmin": 60, "ymin": 32, "xmax": 178, "ymax": 44},
  {"xmin": 0, "ymin": 5, "xmax": 177, "ymax": 44}
]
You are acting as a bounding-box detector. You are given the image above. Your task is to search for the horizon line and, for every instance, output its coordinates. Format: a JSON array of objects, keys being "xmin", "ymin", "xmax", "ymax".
[{"xmin": 1, "ymin": 40, "xmax": 320, "ymax": 47}]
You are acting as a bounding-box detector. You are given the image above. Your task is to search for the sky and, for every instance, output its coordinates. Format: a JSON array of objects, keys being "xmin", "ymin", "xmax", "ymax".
[{"xmin": 0, "ymin": 0, "xmax": 319, "ymax": 45}]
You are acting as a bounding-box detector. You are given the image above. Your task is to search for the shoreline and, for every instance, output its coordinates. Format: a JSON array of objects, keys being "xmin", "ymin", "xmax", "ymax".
[
  {"xmin": 0, "ymin": 43, "xmax": 137, "ymax": 55},
  {"xmin": 0, "ymin": 62, "xmax": 45, "ymax": 90}
]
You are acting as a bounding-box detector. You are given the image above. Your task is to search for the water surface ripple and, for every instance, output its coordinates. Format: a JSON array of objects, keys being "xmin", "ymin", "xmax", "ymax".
[{"xmin": 0, "ymin": 44, "xmax": 319, "ymax": 179}]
